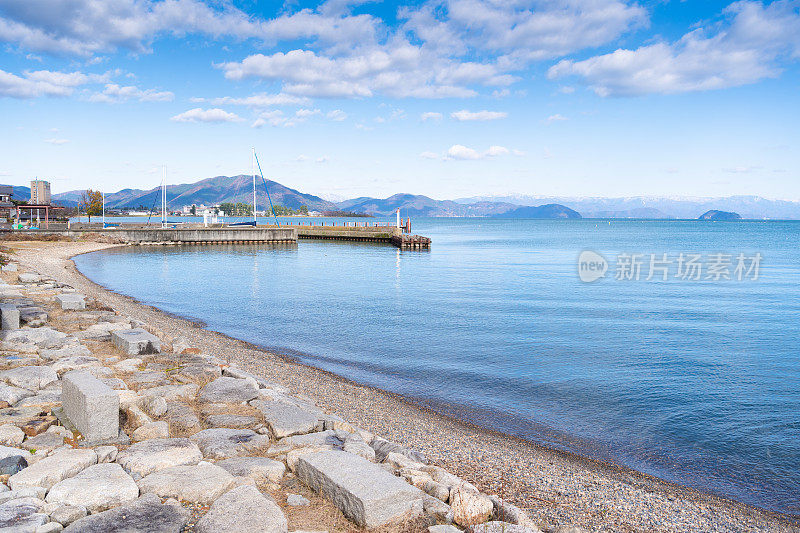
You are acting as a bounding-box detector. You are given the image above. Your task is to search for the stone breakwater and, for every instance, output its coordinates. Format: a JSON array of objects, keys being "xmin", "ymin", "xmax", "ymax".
[{"xmin": 0, "ymin": 261, "xmax": 548, "ymax": 533}]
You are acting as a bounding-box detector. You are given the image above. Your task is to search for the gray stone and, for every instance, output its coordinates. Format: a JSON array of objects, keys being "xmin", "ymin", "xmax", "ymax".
[
  {"xmin": 19, "ymin": 307, "xmax": 48, "ymax": 327},
  {"xmin": 112, "ymin": 358, "xmax": 142, "ymax": 373},
  {"xmin": 17, "ymin": 273, "xmax": 41, "ymax": 284},
  {"xmin": 163, "ymin": 402, "xmax": 199, "ymax": 434},
  {"xmin": 54, "ymin": 295, "xmax": 85, "ymax": 311},
  {"xmin": 141, "ymin": 384, "xmax": 197, "ymax": 402},
  {"xmin": 132, "ymin": 421, "xmax": 169, "ymax": 442},
  {"xmin": 140, "ymin": 395, "xmax": 167, "ymax": 417},
  {"xmin": 137, "ymin": 461, "xmax": 236, "ymax": 504},
  {"xmin": 46, "ymin": 463, "xmax": 139, "ymax": 514},
  {"xmin": 189, "ymin": 428, "xmax": 270, "ymax": 460},
  {"xmin": 0, "ymin": 384, "xmax": 34, "ymax": 407},
  {"xmin": 94, "ymin": 445, "xmax": 117, "ymax": 463},
  {"xmin": 172, "ymin": 364, "xmax": 220, "ymax": 384},
  {"xmin": 270, "ymin": 430, "xmax": 342, "ymax": 454},
  {"xmin": 0, "ymin": 497, "xmax": 48, "ymax": 531},
  {"xmin": 0, "ymin": 366, "xmax": 58, "ymax": 392},
  {"xmin": 9, "ymin": 449, "xmax": 97, "ymax": 491},
  {"xmin": 62, "ymin": 372, "xmax": 118, "ymax": 444},
  {"xmin": 0, "ymin": 424, "xmax": 25, "ymax": 446},
  {"xmin": 203, "ymin": 413, "xmax": 259, "ymax": 429},
  {"xmin": 127, "ymin": 371, "xmax": 167, "ymax": 390},
  {"xmin": 99, "ymin": 377, "xmax": 127, "ymax": 390},
  {"xmin": 15, "ymin": 392, "xmax": 61, "ymax": 410},
  {"xmin": 468, "ymin": 522, "xmax": 542, "ymax": 533},
  {"xmin": 296, "ymin": 450, "xmax": 424, "ymax": 528},
  {"xmin": 63, "ymin": 493, "xmax": 189, "ymax": 533},
  {"xmin": 39, "ymin": 345, "xmax": 91, "ymax": 362},
  {"xmin": 488, "ymin": 495, "xmax": 539, "ymax": 529},
  {"xmin": 343, "ymin": 436, "xmax": 376, "ymax": 462},
  {"xmin": 450, "ymin": 485, "xmax": 494, "ymax": 528},
  {"xmin": 21, "ymin": 432, "xmax": 64, "ymax": 454},
  {"xmin": 214, "ymin": 457, "xmax": 285, "ymax": 484},
  {"xmin": 250, "ymin": 400, "xmax": 320, "ymax": 439},
  {"xmin": 77, "ymin": 322, "xmax": 130, "ymax": 341},
  {"xmin": 115, "ymin": 438, "xmax": 202, "ymax": 478},
  {"xmin": 198, "ymin": 377, "xmax": 258, "ymax": 404},
  {"xmin": 195, "ymin": 485, "xmax": 287, "ymax": 533},
  {"xmin": 50, "ymin": 356, "xmax": 100, "ymax": 377},
  {"xmin": 370, "ymin": 437, "xmax": 427, "ymax": 464},
  {"xmin": 111, "ymin": 328, "xmax": 161, "ymax": 356},
  {"xmin": 1, "ymin": 264, "xmax": 18, "ymax": 272},
  {"xmin": 0, "ymin": 304, "xmax": 19, "ymax": 331},
  {"xmin": 286, "ymin": 493, "xmax": 310, "ymax": 506},
  {"xmin": 429, "ymin": 526, "xmax": 461, "ymax": 533},
  {"xmin": 49, "ymin": 504, "xmax": 86, "ymax": 527},
  {"xmin": 0, "ymin": 455, "xmax": 28, "ymax": 476}
]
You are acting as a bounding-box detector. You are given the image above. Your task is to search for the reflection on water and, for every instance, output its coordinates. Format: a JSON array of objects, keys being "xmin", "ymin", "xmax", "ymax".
[{"xmin": 74, "ymin": 219, "xmax": 800, "ymax": 514}]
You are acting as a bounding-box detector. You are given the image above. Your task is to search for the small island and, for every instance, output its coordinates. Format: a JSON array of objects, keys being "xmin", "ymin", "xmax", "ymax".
[{"xmin": 698, "ymin": 210, "xmax": 742, "ymax": 221}]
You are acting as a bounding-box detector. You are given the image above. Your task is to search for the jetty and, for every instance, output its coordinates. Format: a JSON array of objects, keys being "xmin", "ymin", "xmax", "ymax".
[{"xmin": 2, "ymin": 222, "xmax": 430, "ymax": 249}]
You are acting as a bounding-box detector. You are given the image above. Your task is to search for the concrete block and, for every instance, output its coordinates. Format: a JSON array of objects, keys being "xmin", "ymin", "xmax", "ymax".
[
  {"xmin": 296, "ymin": 450, "xmax": 423, "ymax": 528},
  {"xmin": 0, "ymin": 304, "xmax": 19, "ymax": 330},
  {"xmin": 62, "ymin": 371, "xmax": 119, "ymax": 444},
  {"xmin": 55, "ymin": 294, "xmax": 86, "ymax": 311},
  {"xmin": 1, "ymin": 264, "xmax": 17, "ymax": 272},
  {"xmin": 111, "ymin": 328, "xmax": 161, "ymax": 355}
]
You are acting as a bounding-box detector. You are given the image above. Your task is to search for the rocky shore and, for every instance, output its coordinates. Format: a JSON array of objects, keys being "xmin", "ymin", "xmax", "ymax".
[{"xmin": 0, "ymin": 238, "xmax": 796, "ymax": 533}]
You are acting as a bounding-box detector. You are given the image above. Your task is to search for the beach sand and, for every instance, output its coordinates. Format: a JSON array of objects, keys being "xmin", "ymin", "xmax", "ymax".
[{"xmin": 12, "ymin": 238, "xmax": 798, "ymax": 532}]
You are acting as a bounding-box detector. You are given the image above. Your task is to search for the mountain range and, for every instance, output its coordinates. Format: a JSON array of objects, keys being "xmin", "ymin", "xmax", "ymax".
[{"xmin": 4, "ymin": 176, "xmax": 800, "ymax": 219}]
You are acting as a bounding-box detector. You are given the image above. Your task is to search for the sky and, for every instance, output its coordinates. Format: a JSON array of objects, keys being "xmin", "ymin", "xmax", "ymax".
[{"xmin": 1, "ymin": 0, "xmax": 799, "ymax": 202}]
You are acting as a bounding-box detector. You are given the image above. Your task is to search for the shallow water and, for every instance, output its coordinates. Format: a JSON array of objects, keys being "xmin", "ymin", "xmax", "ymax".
[{"xmin": 73, "ymin": 218, "xmax": 800, "ymax": 513}]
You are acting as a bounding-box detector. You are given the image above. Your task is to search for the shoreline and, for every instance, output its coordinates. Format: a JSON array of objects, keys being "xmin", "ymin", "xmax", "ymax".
[{"xmin": 18, "ymin": 238, "xmax": 799, "ymax": 532}]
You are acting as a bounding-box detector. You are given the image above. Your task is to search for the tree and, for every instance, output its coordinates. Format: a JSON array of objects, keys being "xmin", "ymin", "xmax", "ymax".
[
  {"xmin": 80, "ymin": 190, "xmax": 103, "ymax": 223},
  {"xmin": 190, "ymin": 204, "xmax": 197, "ymax": 216},
  {"xmin": 299, "ymin": 204, "xmax": 309, "ymax": 215}
]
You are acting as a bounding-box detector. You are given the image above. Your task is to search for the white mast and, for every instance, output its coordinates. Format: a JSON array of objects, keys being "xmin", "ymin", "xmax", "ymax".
[
  {"xmin": 102, "ymin": 191, "xmax": 105, "ymax": 227},
  {"xmin": 161, "ymin": 165, "xmax": 167, "ymax": 227},
  {"xmin": 252, "ymin": 147, "xmax": 257, "ymax": 224}
]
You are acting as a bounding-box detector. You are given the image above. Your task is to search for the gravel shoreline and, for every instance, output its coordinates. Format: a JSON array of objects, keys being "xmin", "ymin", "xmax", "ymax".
[{"xmin": 13, "ymin": 239, "xmax": 799, "ymax": 533}]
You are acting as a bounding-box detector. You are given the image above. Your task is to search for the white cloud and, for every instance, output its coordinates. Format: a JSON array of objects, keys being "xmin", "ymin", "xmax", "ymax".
[
  {"xmin": 203, "ymin": 93, "xmax": 308, "ymax": 107},
  {"xmin": 419, "ymin": 151, "xmax": 440, "ymax": 159},
  {"xmin": 548, "ymin": 0, "xmax": 800, "ymax": 96},
  {"xmin": 0, "ymin": 68, "xmax": 105, "ymax": 98},
  {"xmin": 421, "ymin": 111, "xmax": 442, "ymax": 121},
  {"xmin": 316, "ymin": 156, "xmax": 329, "ymax": 163},
  {"xmin": 327, "ymin": 109, "xmax": 347, "ymax": 121},
  {"xmin": 252, "ymin": 110, "xmax": 293, "ymax": 128},
  {"xmin": 443, "ymin": 144, "xmax": 514, "ymax": 160},
  {"xmin": 450, "ymin": 109, "xmax": 507, "ymax": 121},
  {"xmin": 296, "ymin": 154, "xmax": 310, "ymax": 162},
  {"xmin": 546, "ymin": 113, "xmax": 568, "ymax": 123},
  {"xmin": 295, "ymin": 108, "xmax": 321, "ymax": 118},
  {"xmin": 90, "ymin": 83, "xmax": 173, "ymax": 103},
  {"xmin": 170, "ymin": 108, "xmax": 242, "ymax": 123},
  {"xmin": 44, "ymin": 138, "xmax": 69, "ymax": 145}
]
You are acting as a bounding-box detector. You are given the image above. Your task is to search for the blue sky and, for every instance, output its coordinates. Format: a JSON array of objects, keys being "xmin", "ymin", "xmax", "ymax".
[{"xmin": 1, "ymin": 0, "xmax": 798, "ymax": 201}]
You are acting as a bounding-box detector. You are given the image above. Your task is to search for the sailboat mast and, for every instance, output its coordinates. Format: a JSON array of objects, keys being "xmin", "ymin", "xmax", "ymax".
[
  {"xmin": 252, "ymin": 147, "xmax": 257, "ymax": 224},
  {"xmin": 102, "ymin": 191, "xmax": 105, "ymax": 226},
  {"xmin": 162, "ymin": 165, "xmax": 167, "ymax": 227}
]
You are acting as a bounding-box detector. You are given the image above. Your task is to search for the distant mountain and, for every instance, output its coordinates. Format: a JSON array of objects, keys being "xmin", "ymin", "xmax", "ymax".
[
  {"xmin": 698, "ymin": 210, "xmax": 742, "ymax": 221},
  {"xmin": 54, "ymin": 175, "xmax": 337, "ymax": 211},
  {"xmin": 337, "ymin": 193, "xmax": 518, "ymax": 217},
  {"xmin": 492, "ymin": 204, "xmax": 582, "ymax": 219},
  {"xmin": 456, "ymin": 195, "xmax": 800, "ymax": 220},
  {"xmin": 1, "ymin": 184, "xmax": 30, "ymax": 202}
]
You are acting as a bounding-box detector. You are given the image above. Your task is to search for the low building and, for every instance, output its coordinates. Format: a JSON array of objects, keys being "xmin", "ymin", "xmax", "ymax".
[{"xmin": 0, "ymin": 185, "xmax": 13, "ymax": 219}]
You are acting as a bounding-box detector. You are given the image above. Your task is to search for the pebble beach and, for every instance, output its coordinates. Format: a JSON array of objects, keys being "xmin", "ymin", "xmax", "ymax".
[{"xmin": 1, "ymin": 237, "xmax": 797, "ymax": 533}]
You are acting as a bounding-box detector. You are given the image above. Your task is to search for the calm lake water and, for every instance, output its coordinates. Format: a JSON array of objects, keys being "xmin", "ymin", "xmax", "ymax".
[{"xmin": 73, "ymin": 218, "xmax": 800, "ymax": 514}]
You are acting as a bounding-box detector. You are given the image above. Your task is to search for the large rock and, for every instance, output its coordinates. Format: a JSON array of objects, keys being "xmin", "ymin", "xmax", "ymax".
[
  {"xmin": 0, "ymin": 424, "xmax": 25, "ymax": 446},
  {"xmin": 468, "ymin": 522, "xmax": 542, "ymax": 533},
  {"xmin": 214, "ymin": 457, "xmax": 285, "ymax": 484},
  {"xmin": 1, "ymin": 327, "xmax": 66, "ymax": 347},
  {"xmin": 195, "ymin": 485, "xmax": 287, "ymax": 533},
  {"xmin": 9, "ymin": 448, "xmax": 97, "ymax": 491},
  {"xmin": 203, "ymin": 413, "xmax": 259, "ymax": 429},
  {"xmin": 78, "ymin": 322, "xmax": 130, "ymax": 341},
  {"xmin": 0, "ymin": 366, "xmax": 58, "ymax": 391},
  {"xmin": 39, "ymin": 344, "xmax": 92, "ymax": 362},
  {"xmin": 46, "ymin": 463, "xmax": 139, "ymax": 513},
  {"xmin": 111, "ymin": 328, "xmax": 161, "ymax": 355},
  {"xmin": 132, "ymin": 421, "xmax": 169, "ymax": 442},
  {"xmin": 17, "ymin": 273, "xmax": 40, "ymax": 284},
  {"xmin": 51, "ymin": 355, "xmax": 101, "ymax": 376},
  {"xmin": 0, "ymin": 383, "xmax": 34, "ymax": 406},
  {"xmin": 55, "ymin": 294, "xmax": 86, "ymax": 311},
  {"xmin": 63, "ymin": 493, "xmax": 189, "ymax": 532},
  {"xmin": 371, "ymin": 437, "xmax": 427, "ymax": 464},
  {"xmin": 0, "ymin": 304, "xmax": 19, "ymax": 331},
  {"xmin": 62, "ymin": 371, "xmax": 119, "ymax": 445},
  {"xmin": 198, "ymin": 377, "xmax": 258, "ymax": 404},
  {"xmin": 251, "ymin": 399, "xmax": 320, "ymax": 439},
  {"xmin": 141, "ymin": 383, "xmax": 197, "ymax": 402},
  {"xmin": 115, "ymin": 438, "xmax": 202, "ymax": 478},
  {"xmin": 162, "ymin": 402, "xmax": 200, "ymax": 434},
  {"xmin": 137, "ymin": 461, "xmax": 236, "ymax": 504},
  {"xmin": 450, "ymin": 485, "xmax": 494, "ymax": 527},
  {"xmin": 189, "ymin": 428, "xmax": 270, "ymax": 460},
  {"xmin": 296, "ymin": 450, "xmax": 424, "ymax": 528},
  {"xmin": 0, "ymin": 496, "xmax": 48, "ymax": 531}
]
